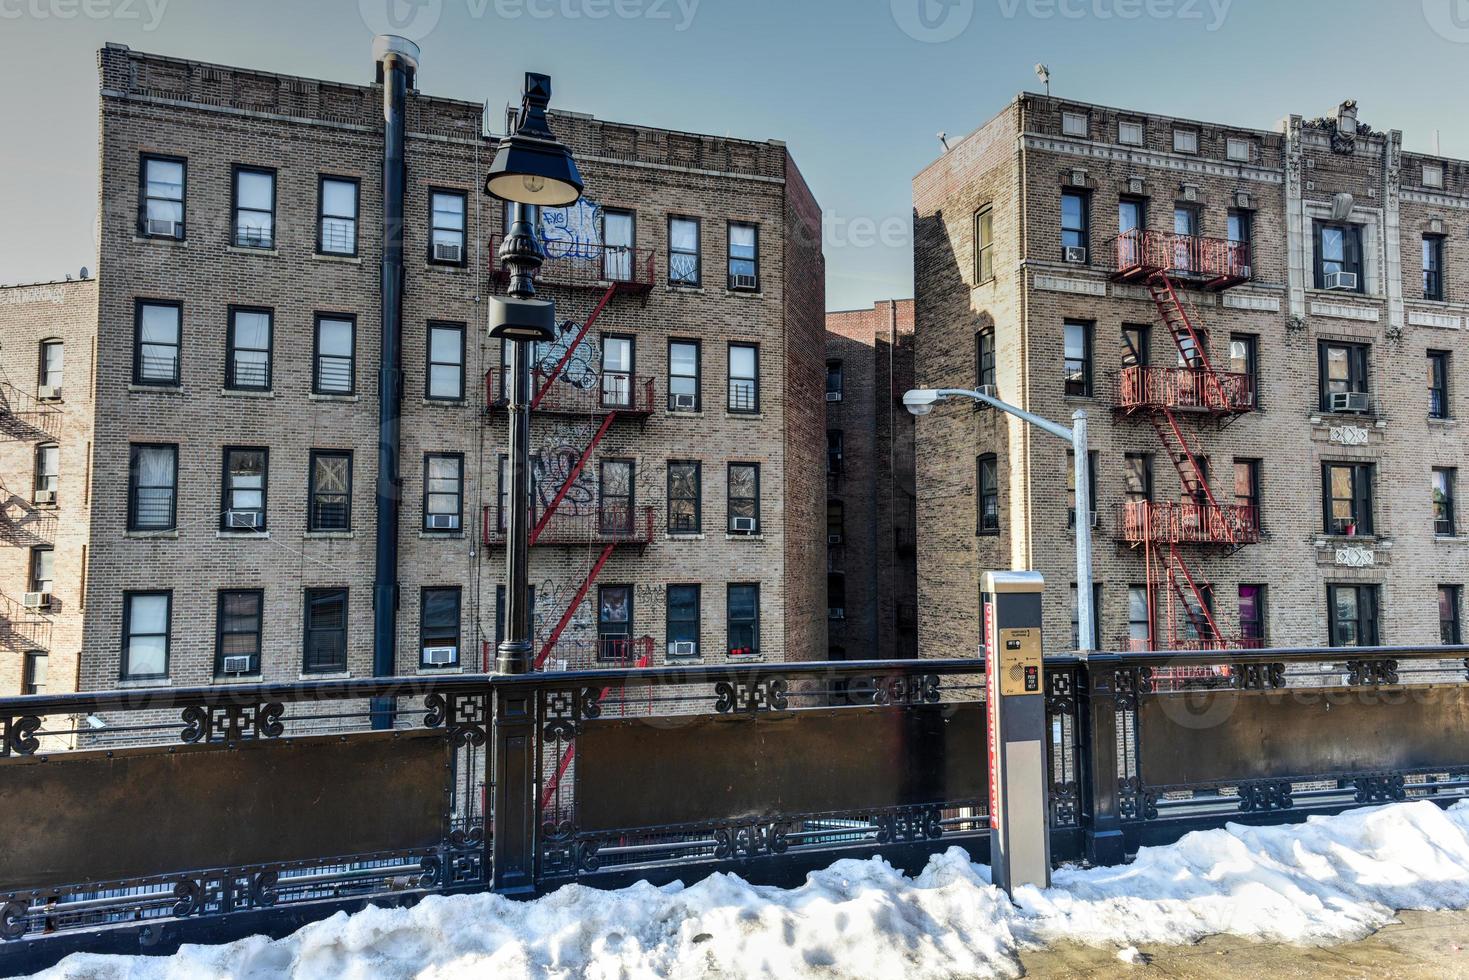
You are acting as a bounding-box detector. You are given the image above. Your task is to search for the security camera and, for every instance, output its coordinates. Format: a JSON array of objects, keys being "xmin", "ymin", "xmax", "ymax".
[{"xmin": 903, "ymin": 389, "xmax": 942, "ymax": 417}]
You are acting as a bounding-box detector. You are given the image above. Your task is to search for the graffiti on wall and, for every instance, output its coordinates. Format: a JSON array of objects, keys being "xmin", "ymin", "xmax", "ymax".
[{"xmin": 534, "ymin": 320, "xmax": 600, "ymax": 390}]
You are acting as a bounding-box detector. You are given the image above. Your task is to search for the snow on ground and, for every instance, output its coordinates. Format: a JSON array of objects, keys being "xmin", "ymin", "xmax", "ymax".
[{"xmin": 33, "ymin": 800, "xmax": 1469, "ymax": 980}]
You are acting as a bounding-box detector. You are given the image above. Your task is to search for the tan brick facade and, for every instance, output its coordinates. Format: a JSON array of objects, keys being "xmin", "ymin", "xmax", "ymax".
[{"xmin": 916, "ymin": 94, "xmax": 1469, "ymax": 657}]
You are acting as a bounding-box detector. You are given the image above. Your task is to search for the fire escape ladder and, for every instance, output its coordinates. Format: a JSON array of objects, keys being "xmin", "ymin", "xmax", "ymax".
[
  {"xmin": 529, "ymin": 410, "xmax": 619, "ymax": 544},
  {"xmin": 1167, "ymin": 546, "xmax": 1224, "ymax": 643},
  {"xmin": 531, "ymin": 283, "xmax": 619, "ymax": 409},
  {"xmin": 1146, "ymin": 271, "xmax": 1228, "ymax": 409},
  {"xmin": 534, "ymin": 543, "xmax": 616, "ymax": 670},
  {"xmin": 1147, "ymin": 407, "xmax": 1232, "ymax": 542}
]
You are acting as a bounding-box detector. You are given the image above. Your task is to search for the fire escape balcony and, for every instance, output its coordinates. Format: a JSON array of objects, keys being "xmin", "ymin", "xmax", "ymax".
[
  {"xmin": 1115, "ymin": 501, "xmax": 1260, "ymax": 547},
  {"xmin": 486, "ymin": 368, "xmax": 655, "ymax": 418},
  {"xmin": 0, "ymin": 381, "xmax": 62, "ymax": 443},
  {"xmin": 1116, "ymin": 366, "xmax": 1255, "ymax": 415},
  {"xmin": 488, "ymin": 234, "xmax": 654, "ymax": 296},
  {"xmin": 482, "ymin": 504, "xmax": 656, "ymax": 548},
  {"xmin": 1109, "ymin": 229, "xmax": 1252, "ymax": 291}
]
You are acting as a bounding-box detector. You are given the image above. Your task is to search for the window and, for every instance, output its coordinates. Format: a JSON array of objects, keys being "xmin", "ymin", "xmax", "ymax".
[
  {"xmin": 34, "ymin": 443, "xmax": 58, "ymax": 497},
  {"xmin": 1228, "ymin": 209, "xmax": 1252, "ymax": 275},
  {"xmin": 1441, "ymin": 585, "xmax": 1463, "ymax": 645},
  {"xmin": 1172, "ymin": 129, "xmax": 1198, "ymax": 154},
  {"xmin": 1127, "ymin": 585, "xmax": 1152, "ymax": 649},
  {"xmin": 1424, "ymin": 163, "xmax": 1446, "ymax": 188},
  {"xmin": 303, "ymin": 588, "xmax": 348, "ymax": 673},
  {"xmin": 1180, "ymin": 585, "xmax": 1217, "ymax": 644},
  {"xmin": 974, "ymin": 205, "xmax": 994, "ymax": 282},
  {"xmin": 1060, "ymin": 190, "xmax": 1088, "ymax": 257},
  {"xmin": 826, "ymin": 431, "xmax": 844, "ymax": 479},
  {"xmin": 1434, "ymin": 467, "xmax": 1457, "ymax": 536},
  {"xmin": 134, "ymin": 300, "xmax": 181, "ymax": 386},
  {"xmin": 826, "ymin": 360, "xmax": 844, "ymax": 400},
  {"xmin": 428, "ymin": 189, "xmax": 467, "ymax": 265},
  {"xmin": 727, "ymin": 583, "xmax": 759, "ymax": 656},
  {"xmin": 728, "ymin": 342, "xmax": 759, "ymax": 412},
  {"xmin": 1069, "ymin": 583, "xmax": 1102, "ymax": 650},
  {"xmin": 1424, "ymin": 235, "xmax": 1445, "ymax": 301},
  {"xmin": 1121, "ymin": 324, "xmax": 1149, "ymax": 368},
  {"xmin": 127, "ymin": 444, "xmax": 177, "ymax": 531},
  {"xmin": 669, "ymin": 216, "xmax": 700, "ymax": 285},
  {"xmin": 1063, "ymin": 320, "xmax": 1092, "ymax": 396},
  {"xmin": 420, "ymin": 587, "xmax": 461, "ymax": 667},
  {"xmin": 1238, "ymin": 585, "xmax": 1266, "ymax": 646},
  {"xmin": 426, "ymin": 322, "xmax": 466, "ymax": 400},
  {"xmin": 221, "ymin": 447, "xmax": 268, "ymax": 531},
  {"xmin": 1117, "ymin": 198, "xmax": 1144, "ymax": 266},
  {"xmin": 600, "ymin": 209, "xmax": 635, "ymax": 280},
  {"xmin": 227, "ymin": 307, "xmax": 272, "ymax": 391},
  {"xmin": 318, "ymin": 176, "xmax": 359, "ymax": 255},
  {"xmin": 1229, "ymin": 334, "xmax": 1258, "ymax": 401},
  {"xmin": 1061, "ymin": 111, "xmax": 1089, "ymax": 138},
  {"xmin": 668, "ymin": 461, "xmax": 700, "ymax": 534},
  {"xmin": 1174, "ymin": 204, "xmax": 1199, "ymax": 247},
  {"xmin": 122, "ymin": 591, "xmax": 171, "ymax": 679},
  {"xmin": 598, "ymin": 459, "xmax": 634, "ymax": 534},
  {"xmin": 22, "ymin": 651, "xmax": 47, "ymax": 695},
  {"xmin": 976, "ymin": 329, "xmax": 996, "ymax": 388},
  {"xmin": 215, "ymin": 590, "xmax": 263, "ymax": 676},
  {"xmin": 728, "ymin": 222, "xmax": 759, "ymax": 289},
  {"xmin": 827, "ymin": 500, "xmax": 844, "ymax": 542},
  {"xmin": 601, "ymin": 334, "xmax": 634, "ymax": 409},
  {"xmin": 423, "ymin": 453, "xmax": 464, "ymax": 532},
  {"xmin": 728, "ymin": 462, "xmax": 760, "ymax": 533},
  {"xmin": 1430, "ymin": 350, "xmax": 1451, "ymax": 419},
  {"xmin": 1322, "ymin": 462, "xmax": 1373, "ymax": 536},
  {"xmin": 1327, "ymin": 584, "xmax": 1379, "ymax": 647},
  {"xmin": 1066, "ymin": 451, "xmax": 1099, "ymax": 528},
  {"xmin": 314, "ymin": 315, "xmax": 356, "ymax": 394},
  {"xmin": 38, "ymin": 339, "xmax": 63, "ymax": 392},
  {"xmin": 139, "ymin": 154, "xmax": 185, "ymax": 238},
  {"xmin": 1314, "ymin": 221, "xmax": 1363, "ymax": 290},
  {"xmin": 1118, "ymin": 120, "xmax": 1144, "ymax": 146},
  {"xmin": 309, "ymin": 450, "xmax": 352, "ymax": 532},
  {"xmin": 1226, "ymin": 137, "xmax": 1251, "ymax": 162},
  {"xmin": 977, "ymin": 454, "xmax": 999, "ymax": 533},
  {"xmin": 669, "ymin": 340, "xmax": 700, "ymax": 412},
  {"xmin": 29, "ymin": 546, "xmax": 53, "ymax": 594},
  {"xmin": 1124, "ymin": 453, "xmax": 1153, "ymax": 504},
  {"xmin": 597, "ymin": 584, "xmax": 633, "ymax": 662},
  {"xmin": 1234, "ymin": 458, "xmax": 1261, "ymax": 525},
  {"xmin": 667, "ymin": 584, "xmax": 700, "ymax": 659},
  {"xmin": 231, "ymin": 166, "xmax": 275, "ymax": 248},
  {"xmin": 1318, "ymin": 340, "xmax": 1370, "ymax": 411},
  {"xmin": 829, "ymin": 573, "xmax": 847, "ymax": 618}
]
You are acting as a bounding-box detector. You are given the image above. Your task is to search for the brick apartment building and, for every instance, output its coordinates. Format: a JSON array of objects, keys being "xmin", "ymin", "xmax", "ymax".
[
  {"xmin": 0, "ymin": 38, "xmax": 825, "ymax": 696},
  {"xmin": 824, "ymin": 300, "xmax": 918, "ymax": 659},
  {"xmin": 915, "ymin": 94, "xmax": 1469, "ymax": 656}
]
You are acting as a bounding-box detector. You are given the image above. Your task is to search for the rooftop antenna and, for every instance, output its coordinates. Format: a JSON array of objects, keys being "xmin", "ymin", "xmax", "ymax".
[
  {"xmin": 1034, "ymin": 63, "xmax": 1050, "ymax": 96},
  {"xmin": 1434, "ymin": 129, "xmax": 1442, "ymax": 156},
  {"xmin": 937, "ymin": 131, "xmax": 951, "ymax": 152}
]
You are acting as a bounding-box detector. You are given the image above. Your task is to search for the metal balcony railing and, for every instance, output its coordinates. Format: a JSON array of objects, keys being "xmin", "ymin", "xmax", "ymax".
[
  {"xmin": 1115, "ymin": 500, "xmax": 1260, "ymax": 546},
  {"xmin": 482, "ymin": 504, "xmax": 656, "ymax": 547},
  {"xmin": 1110, "ymin": 229, "xmax": 1252, "ymax": 288},
  {"xmin": 1114, "ymin": 635, "xmax": 1268, "ymax": 655},
  {"xmin": 489, "ymin": 234, "xmax": 654, "ymax": 294},
  {"xmin": 0, "ymin": 381, "xmax": 62, "ymax": 443},
  {"xmin": 485, "ymin": 368, "xmax": 655, "ymax": 417},
  {"xmin": 1116, "ymin": 366, "xmax": 1255, "ymax": 414}
]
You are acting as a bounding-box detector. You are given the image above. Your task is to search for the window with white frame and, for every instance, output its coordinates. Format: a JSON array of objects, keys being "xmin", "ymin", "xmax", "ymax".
[
  {"xmin": 1226, "ymin": 137, "xmax": 1251, "ymax": 162},
  {"xmin": 1118, "ymin": 120, "xmax": 1144, "ymax": 146},
  {"xmin": 1062, "ymin": 111, "xmax": 1088, "ymax": 138},
  {"xmin": 1173, "ymin": 129, "xmax": 1199, "ymax": 154},
  {"xmin": 1424, "ymin": 163, "xmax": 1445, "ymax": 188}
]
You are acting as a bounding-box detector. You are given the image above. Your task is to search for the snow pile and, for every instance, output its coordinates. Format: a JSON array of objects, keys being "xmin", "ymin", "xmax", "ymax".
[{"xmin": 34, "ymin": 801, "xmax": 1469, "ymax": 980}]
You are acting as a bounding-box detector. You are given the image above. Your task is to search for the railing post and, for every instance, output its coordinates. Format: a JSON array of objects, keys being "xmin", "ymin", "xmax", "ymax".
[
  {"xmin": 491, "ymin": 682, "xmax": 538, "ymax": 894},
  {"xmin": 1079, "ymin": 654, "xmax": 1126, "ymax": 865}
]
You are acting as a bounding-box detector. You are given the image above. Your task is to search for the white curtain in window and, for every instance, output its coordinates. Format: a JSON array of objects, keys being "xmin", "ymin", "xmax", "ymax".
[
  {"xmin": 126, "ymin": 594, "xmax": 168, "ymax": 675},
  {"xmin": 137, "ymin": 446, "xmax": 175, "ymax": 488},
  {"xmin": 670, "ymin": 218, "xmax": 697, "ymax": 252}
]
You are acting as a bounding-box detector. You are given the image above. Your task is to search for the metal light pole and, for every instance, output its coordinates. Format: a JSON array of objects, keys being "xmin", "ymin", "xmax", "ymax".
[{"xmin": 904, "ymin": 388, "xmax": 1095, "ymax": 651}]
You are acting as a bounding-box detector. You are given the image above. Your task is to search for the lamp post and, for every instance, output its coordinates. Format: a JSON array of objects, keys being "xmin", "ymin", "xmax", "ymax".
[
  {"xmin": 486, "ymin": 72, "xmax": 584, "ymax": 676},
  {"xmin": 903, "ymin": 388, "xmax": 1095, "ymax": 652}
]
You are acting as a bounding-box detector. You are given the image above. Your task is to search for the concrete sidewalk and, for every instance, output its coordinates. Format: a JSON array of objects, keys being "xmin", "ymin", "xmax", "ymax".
[{"xmin": 1019, "ymin": 909, "xmax": 1469, "ymax": 978}]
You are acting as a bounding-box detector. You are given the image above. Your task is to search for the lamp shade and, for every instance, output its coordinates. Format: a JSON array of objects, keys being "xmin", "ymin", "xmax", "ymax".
[
  {"xmin": 486, "ymin": 135, "xmax": 584, "ymax": 207},
  {"xmin": 488, "ymin": 295, "xmax": 556, "ymax": 342}
]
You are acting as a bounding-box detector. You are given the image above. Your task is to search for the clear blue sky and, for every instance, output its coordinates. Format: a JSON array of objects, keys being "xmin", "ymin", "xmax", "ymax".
[{"xmin": 3, "ymin": 0, "xmax": 1468, "ymax": 310}]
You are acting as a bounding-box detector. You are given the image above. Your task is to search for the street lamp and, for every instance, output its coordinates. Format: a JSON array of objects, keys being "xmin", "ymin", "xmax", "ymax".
[
  {"xmin": 486, "ymin": 72, "xmax": 584, "ymax": 675},
  {"xmin": 904, "ymin": 387, "xmax": 1096, "ymax": 651}
]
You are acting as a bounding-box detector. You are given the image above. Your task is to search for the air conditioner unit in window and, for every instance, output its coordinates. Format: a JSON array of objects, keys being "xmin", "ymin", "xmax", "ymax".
[
  {"xmin": 1324, "ymin": 270, "xmax": 1358, "ymax": 291},
  {"xmin": 731, "ymin": 517, "xmax": 757, "ymax": 533},
  {"xmin": 433, "ymin": 242, "xmax": 462, "ymax": 263},
  {"xmin": 422, "ymin": 646, "xmax": 458, "ymax": 666},
  {"xmin": 36, "ymin": 386, "xmax": 61, "ymax": 402},
  {"xmin": 672, "ymin": 393, "xmax": 697, "ymax": 410},
  {"xmin": 671, "ymin": 640, "xmax": 697, "ymax": 657},
  {"xmin": 221, "ymin": 655, "xmax": 253, "ymax": 674},
  {"xmin": 1329, "ymin": 391, "xmax": 1371, "ymax": 414},
  {"xmin": 32, "ymin": 489, "xmax": 55, "ymax": 505},
  {"xmin": 731, "ymin": 274, "xmax": 759, "ymax": 290},
  {"xmin": 828, "ymin": 533, "xmax": 843, "ymax": 545},
  {"xmin": 147, "ymin": 218, "xmax": 181, "ymax": 238},
  {"xmin": 227, "ymin": 510, "xmax": 263, "ymax": 529},
  {"xmin": 825, "ymin": 391, "xmax": 842, "ymax": 402},
  {"xmin": 22, "ymin": 592, "xmax": 51, "ymax": 610},
  {"xmin": 829, "ymin": 607, "xmax": 846, "ymax": 620},
  {"xmin": 426, "ymin": 514, "xmax": 460, "ymax": 530},
  {"xmin": 1063, "ymin": 246, "xmax": 1088, "ymax": 264},
  {"xmin": 977, "ymin": 384, "xmax": 999, "ymax": 399}
]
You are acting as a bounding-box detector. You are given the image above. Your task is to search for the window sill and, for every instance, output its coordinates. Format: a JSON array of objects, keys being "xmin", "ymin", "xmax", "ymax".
[
  {"xmin": 300, "ymin": 671, "xmax": 351, "ymax": 681},
  {"xmin": 421, "ymin": 398, "xmax": 467, "ymax": 407},
  {"xmin": 666, "ymin": 532, "xmax": 705, "ymax": 541},
  {"xmin": 1306, "ymin": 288, "xmax": 1381, "ymax": 301},
  {"xmin": 666, "ymin": 284, "xmax": 705, "ymax": 294},
  {"xmin": 724, "ymin": 411, "xmax": 765, "ymax": 420},
  {"xmin": 131, "ymin": 235, "xmax": 187, "ymax": 247},
  {"xmin": 726, "ymin": 533, "xmax": 765, "ymax": 541},
  {"xmin": 226, "ymin": 245, "xmax": 279, "ymax": 257},
  {"xmin": 1315, "ymin": 534, "xmax": 1385, "ymax": 546},
  {"xmin": 309, "ymin": 392, "xmax": 361, "ymax": 403},
  {"xmin": 976, "ymin": 530, "xmax": 1001, "ymax": 538},
  {"xmin": 1435, "ymin": 535, "xmax": 1469, "ymax": 544},
  {"xmin": 304, "ymin": 530, "xmax": 355, "ymax": 539},
  {"xmin": 128, "ymin": 383, "xmax": 183, "ymax": 395},
  {"xmin": 1309, "ymin": 412, "xmax": 1386, "ymax": 427},
  {"xmin": 118, "ymin": 677, "xmax": 171, "ymax": 688},
  {"xmin": 215, "ymin": 530, "xmax": 269, "ymax": 539},
  {"xmin": 416, "ymin": 665, "xmax": 465, "ymax": 675},
  {"xmin": 724, "ymin": 289, "xmax": 764, "ymax": 299},
  {"xmin": 125, "ymin": 530, "xmax": 178, "ymax": 540},
  {"xmin": 221, "ymin": 388, "xmax": 275, "ymax": 399},
  {"xmin": 312, "ymin": 252, "xmax": 362, "ymax": 264},
  {"xmin": 424, "ymin": 261, "xmax": 470, "ymax": 274},
  {"xmin": 212, "ymin": 674, "xmax": 262, "ymax": 685},
  {"xmin": 726, "ymin": 653, "xmax": 764, "ymax": 662},
  {"xmin": 419, "ymin": 530, "xmax": 465, "ymax": 539},
  {"xmin": 667, "ymin": 409, "xmax": 704, "ymax": 418},
  {"xmin": 30, "ymin": 501, "xmax": 58, "ymax": 511}
]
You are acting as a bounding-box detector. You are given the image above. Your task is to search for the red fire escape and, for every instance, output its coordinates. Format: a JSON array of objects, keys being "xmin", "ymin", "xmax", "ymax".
[
  {"xmin": 1110, "ymin": 229, "xmax": 1258, "ymax": 651},
  {"xmin": 481, "ymin": 235, "xmax": 655, "ymax": 673}
]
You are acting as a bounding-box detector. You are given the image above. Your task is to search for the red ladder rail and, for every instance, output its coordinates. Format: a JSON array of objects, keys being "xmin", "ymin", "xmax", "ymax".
[
  {"xmin": 1167, "ymin": 546, "xmax": 1225, "ymax": 644},
  {"xmin": 1147, "ymin": 407, "xmax": 1235, "ymax": 544},
  {"xmin": 533, "ymin": 543, "xmax": 615, "ymax": 670},
  {"xmin": 1146, "ymin": 271, "xmax": 1230, "ymax": 409},
  {"xmin": 529, "ymin": 411, "xmax": 619, "ymax": 544},
  {"xmin": 532, "ymin": 283, "xmax": 619, "ymax": 409}
]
